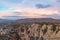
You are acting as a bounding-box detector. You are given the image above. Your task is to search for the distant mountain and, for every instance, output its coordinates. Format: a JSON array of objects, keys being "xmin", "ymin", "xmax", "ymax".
[
  {"xmin": 0, "ymin": 19, "xmax": 12, "ymax": 23},
  {"xmin": 0, "ymin": 18, "xmax": 60, "ymax": 24},
  {"xmin": 15, "ymin": 18, "xmax": 60, "ymax": 23}
]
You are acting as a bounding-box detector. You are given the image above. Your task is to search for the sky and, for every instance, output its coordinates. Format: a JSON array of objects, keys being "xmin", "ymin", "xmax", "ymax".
[{"xmin": 0, "ymin": 0, "xmax": 60, "ymax": 20}]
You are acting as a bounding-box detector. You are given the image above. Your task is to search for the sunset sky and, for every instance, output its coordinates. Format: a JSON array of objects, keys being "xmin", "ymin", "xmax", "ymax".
[{"xmin": 0, "ymin": 0, "xmax": 60, "ymax": 19}]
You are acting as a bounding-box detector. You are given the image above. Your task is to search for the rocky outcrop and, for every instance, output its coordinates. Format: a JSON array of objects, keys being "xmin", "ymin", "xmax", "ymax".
[{"xmin": 0, "ymin": 23, "xmax": 60, "ymax": 40}]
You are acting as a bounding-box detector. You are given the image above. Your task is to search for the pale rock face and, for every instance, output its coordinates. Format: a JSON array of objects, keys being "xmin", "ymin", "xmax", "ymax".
[
  {"xmin": 30, "ymin": 23, "xmax": 40, "ymax": 37},
  {"xmin": 56, "ymin": 31, "xmax": 60, "ymax": 37},
  {"xmin": 59, "ymin": 26, "xmax": 60, "ymax": 29},
  {"xmin": 55, "ymin": 26, "xmax": 60, "ymax": 38},
  {"xmin": 56, "ymin": 26, "xmax": 59, "ymax": 31},
  {"xmin": 47, "ymin": 25, "xmax": 53, "ymax": 35},
  {"xmin": 41, "ymin": 24, "xmax": 47, "ymax": 30},
  {"xmin": 40, "ymin": 29, "xmax": 43, "ymax": 37},
  {"xmin": 50, "ymin": 31, "xmax": 60, "ymax": 40},
  {"xmin": 47, "ymin": 25, "xmax": 52, "ymax": 29},
  {"xmin": 1, "ymin": 23, "xmax": 60, "ymax": 40},
  {"xmin": 42, "ymin": 25, "xmax": 52, "ymax": 40}
]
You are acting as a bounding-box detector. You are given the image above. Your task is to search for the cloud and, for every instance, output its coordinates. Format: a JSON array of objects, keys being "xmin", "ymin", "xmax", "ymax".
[
  {"xmin": 0, "ymin": 10, "xmax": 18, "ymax": 18},
  {"xmin": 0, "ymin": 7, "xmax": 59, "ymax": 19},
  {"xmin": 41, "ymin": 14, "xmax": 60, "ymax": 19},
  {"xmin": 0, "ymin": 0, "xmax": 60, "ymax": 19},
  {"xmin": 3, "ymin": 16, "xmax": 27, "ymax": 20},
  {"xmin": 57, "ymin": 0, "xmax": 60, "ymax": 2},
  {"xmin": 35, "ymin": 4, "xmax": 51, "ymax": 8},
  {"xmin": 14, "ymin": 8, "xmax": 59, "ymax": 18}
]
